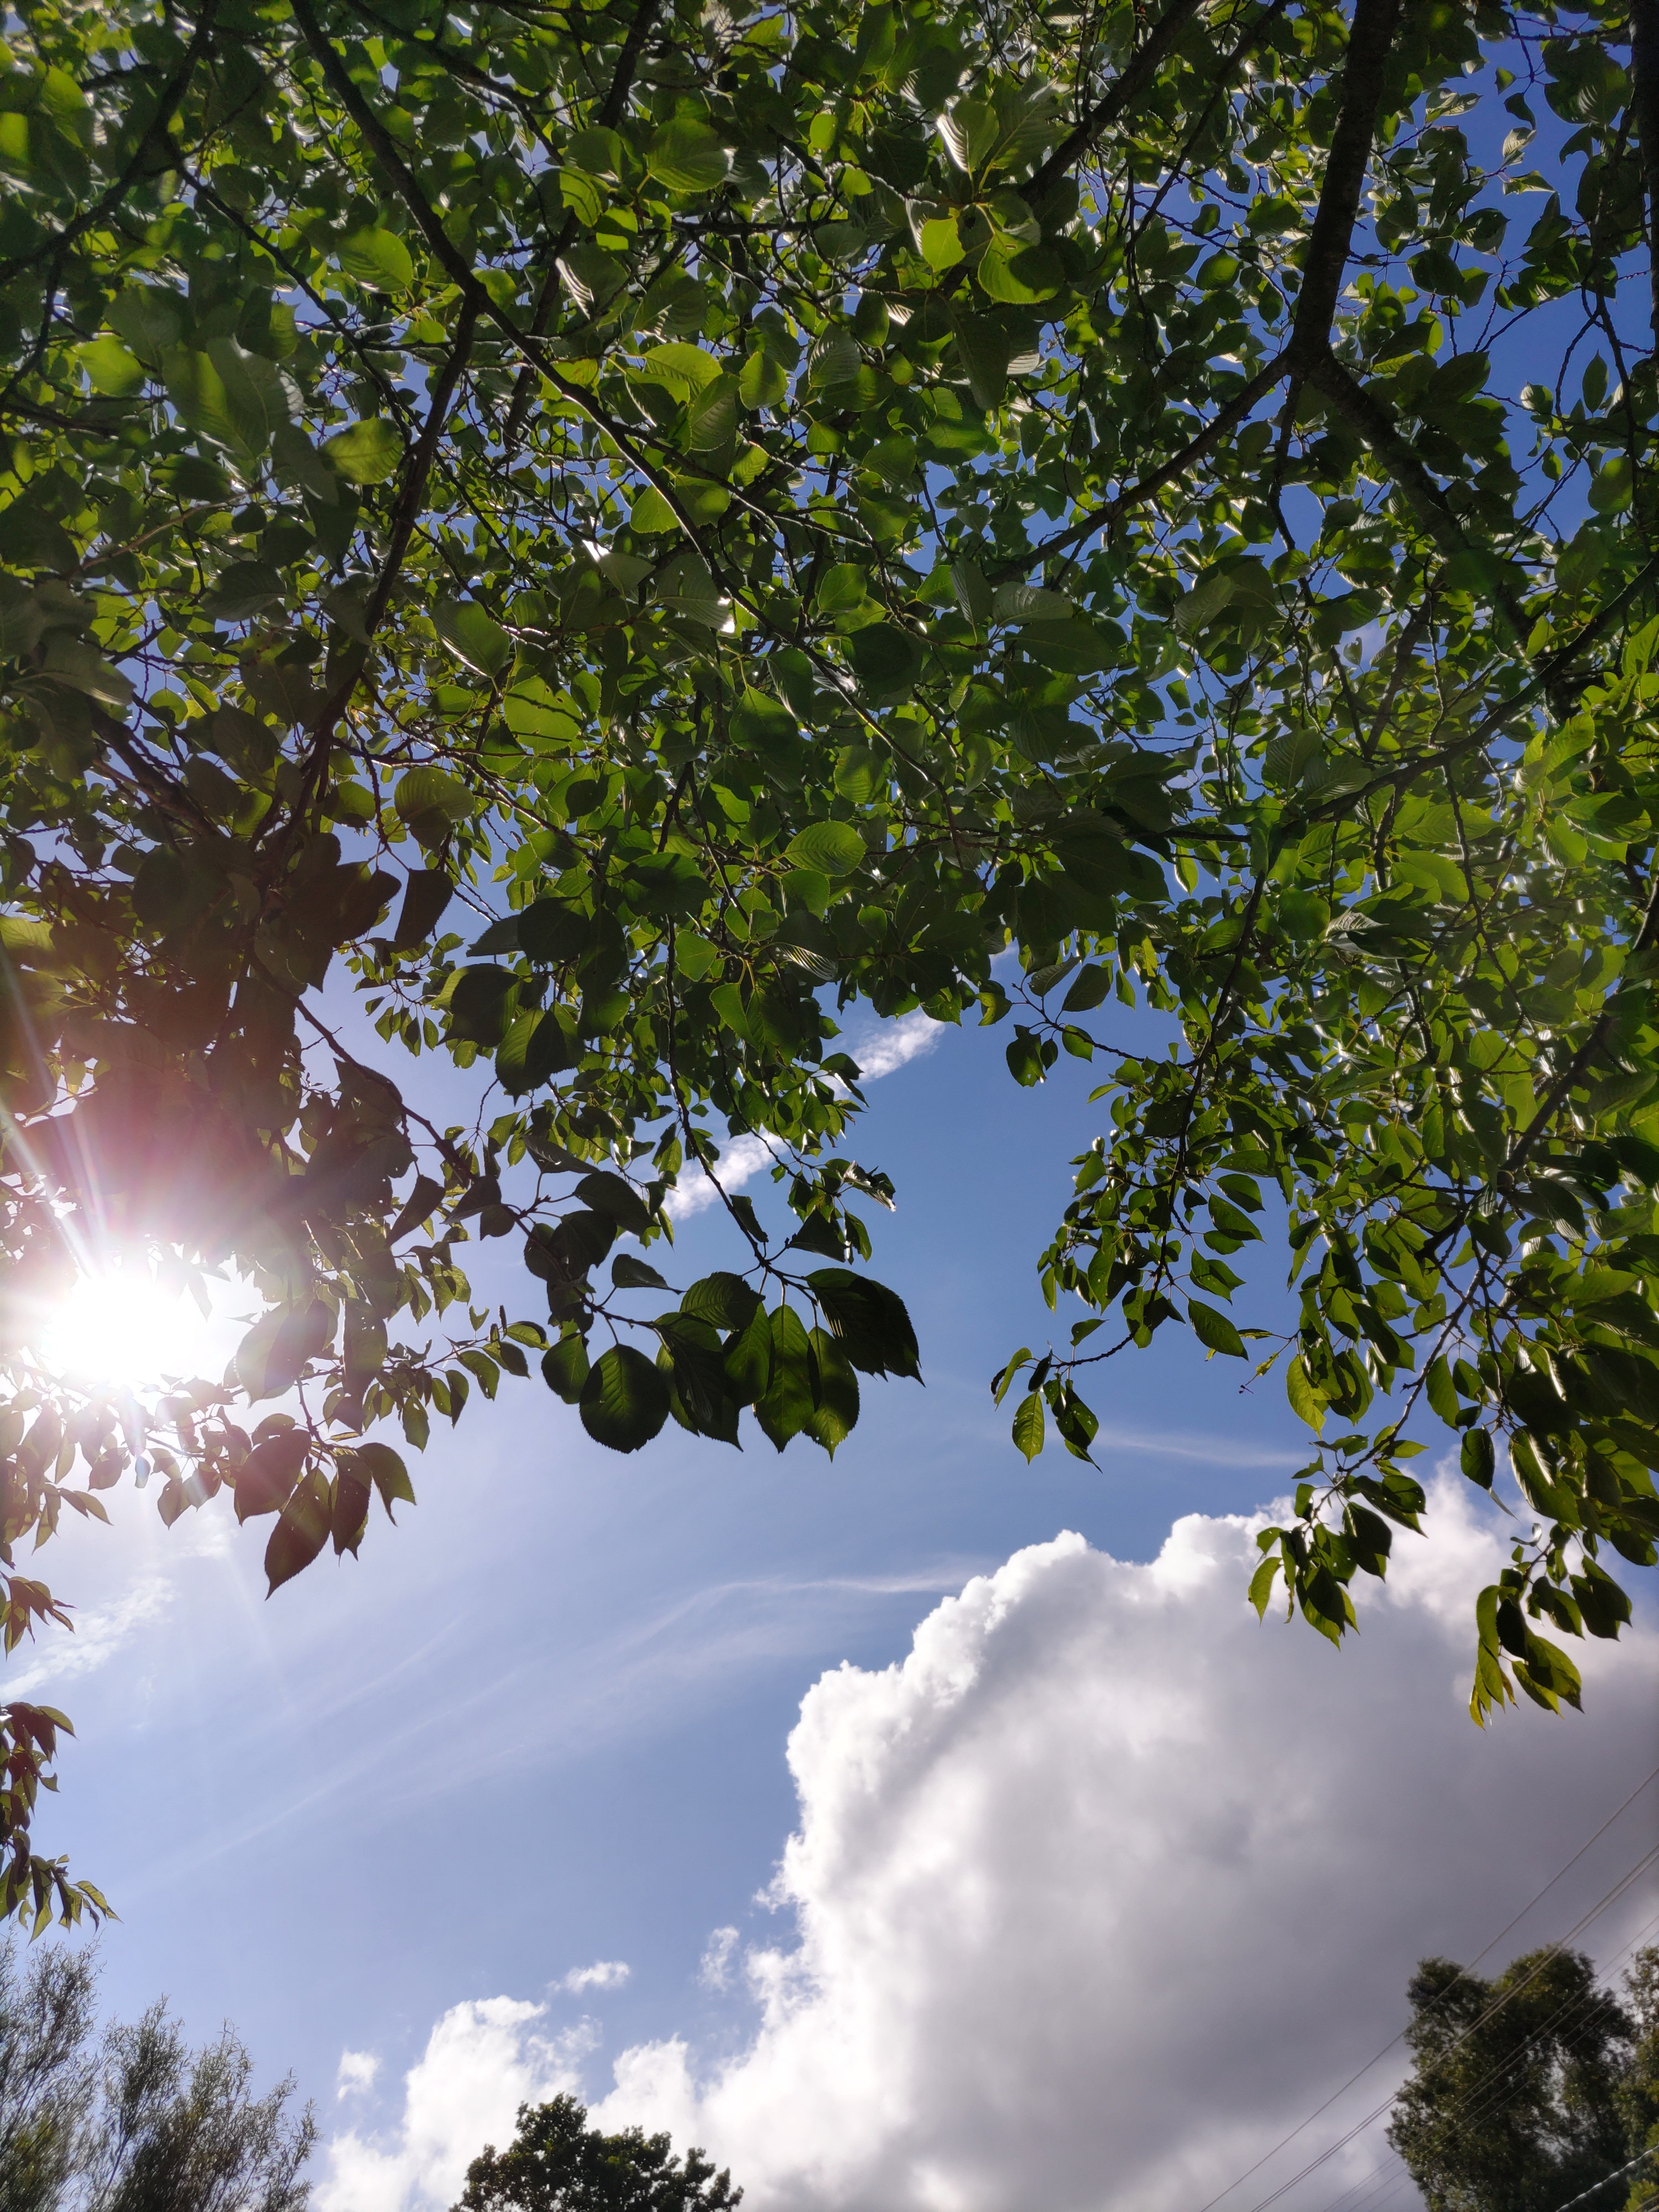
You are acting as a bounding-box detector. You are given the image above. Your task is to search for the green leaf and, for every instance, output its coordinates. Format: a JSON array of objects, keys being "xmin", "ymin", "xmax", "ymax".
[
  {"xmin": 846, "ymin": 623, "xmax": 924, "ymax": 700},
  {"xmin": 624, "ymin": 851, "xmax": 708, "ymax": 916},
  {"xmin": 630, "ymin": 486, "xmax": 679, "ymax": 534},
  {"xmin": 434, "ymin": 598, "xmax": 512, "ymax": 679},
  {"xmin": 785, "ymin": 821, "xmax": 864, "ymax": 877},
  {"xmin": 75, "ymin": 336, "xmax": 144, "ymax": 397},
  {"xmin": 1460, "ymin": 1427, "xmax": 1495, "ymax": 1489},
  {"xmin": 1286, "ymin": 1356, "xmax": 1326, "ymax": 1433},
  {"xmin": 323, "ymin": 417, "xmax": 403, "ymax": 484},
  {"xmin": 754, "ymin": 1302, "xmax": 817, "ymax": 1449},
  {"xmin": 161, "ymin": 340, "xmax": 296, "ymax": 468},
  {"xmin": 740, "ymin": 349, "xmax": 789, "ymax": 409},
  {"xmin": 806, "ymin": 1269, "xmax": 921, "ymax": 1379},
  {"xmin": 1426, "ymin": 1355, "xmax": 1459, "ymax": 1426},
  {"xmin": 803, "ymin": 1325, "xmax": 860, "ymax": 1454},
  {"xmin": 1248, "ymin": 1553, "xmax": 1282, "ymax": 1618},
  {"xmin": 579, "ymin": 1344, "xmax": 671, "ymax": 1451},
  {"xmin": 646, "ymin": 119, "xmax": 730, "ymax": 194},
  {"xmin": 1012, "ymin": 1389, "xmax": 1045, "ymax": 1462},
  {"xmin": 920, "ymin": 217, "xmax": 965, "ymax": 271},
  {"xmin": 542, "ymin": 1334, "xmax": 591, "ymax": 1402},
  {"xmin": 682, "ymin": 1272, "xmax": 763, "ymax": 1332},
  {"xmin": 337, "ymin": 225, "xmax": 416, "ymax": 293},
  {"xmin": 612, "ymin": 1253, "xmax": 672, "ymax": 1292},
  {"xmin": 975, "ymin": 234, "xmax": 1063, "ymax": 302},
  {"xmin": 684, "ymin": 373, "xmax": 739, "ymax": 451},
  {"xmin": 1188, "ymin": 1301, "xmax": 1246, "ymax": 1358},
  {"xmin": 394, "ymin": 766, "xmax": 474, "ymax": 823}
]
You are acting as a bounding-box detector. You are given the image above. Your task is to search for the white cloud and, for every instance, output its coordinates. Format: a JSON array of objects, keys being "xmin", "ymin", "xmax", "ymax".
[
  {"xmin": 4, "ymin": 1577, "xmax": 171, "ymax": 1702},
  {"xmin": 318, "ymin": 2000, "xmax": 594, "ymax": 2212},
  {"xmin": 337, "ymin": 2051, "xmax": 380, "ymax": 2099},
  {"xmin": 588, "ymin": 1478, "xmax": 1659, "ymax": 2212},
  {"xmin": 698, "ymin": 1928, "xmax": 740, "ymax": 1991},
  {"xmin": 666, "ymin": 1134, "xmax": 778, "ymax": 1222},
  {"xmin": 665, "ymin": 1014, "xmax": 944, "ymax": 1220},
  {"xmin": 561, "ymin": 1960, "xmax": 630, "ymax": 1994},
  {"xmin": 842, "ymin": 1010, "xmax": 945, "ymax": 1083}
]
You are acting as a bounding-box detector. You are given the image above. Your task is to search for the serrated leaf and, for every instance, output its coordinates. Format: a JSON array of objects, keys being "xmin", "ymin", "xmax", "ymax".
[
  {"xmin": 1012, "ymin": 1389, "xmax": 1045, "ymax": 1461},
  {"xmin": 435, "ymin": 597, "xmax": 512, "ymax": 679},
  {"xmin": 612, "ymin": 1252, "xmax": 672, "ymax": 1292},
  {"xmin": 337, "ymin": 225, "xmax": 415, "ymax": 293},
  {"xmin": 785, "ymin": 820, "xmax": 864, "ymax": 877},
  {"xmin": 1460, "ymin": 1427, "xmax": 1495, "ymax": 1489},
  {"xmin": 324, "ymin": 416, "xmax": 403, "ymax": 484},
  {"xmin": 75, "ymin": 336, "xmax": 144, "ymax": 397},
  {"xmin": 580, "ymin": 1344, "xmax": 671, "ymax": 1451},
  {"xmin": 1425, "ymin": 1355, "xmax": 1459, "ymax": 1426},
  {"xmin": 646, "ymin": 119, "xmax": 730, "ymax": 194},
  {"xmin": 1248, "ymin": 1553, "xmax": 1281, "ymax": 1618},
  {"xmin": 1189, "ymin": 1300, "xmax": 1246, "ymax": 1358}
]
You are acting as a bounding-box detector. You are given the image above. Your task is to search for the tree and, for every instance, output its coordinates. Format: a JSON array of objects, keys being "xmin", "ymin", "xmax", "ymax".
[
  {"xmin": 453, "ymin": 2094, "xmax": 740, "ymax": 2212},
  {"xmin": 1, "ymin": 0, "xmax": 1657, "ymax": 1916},
  {"xmin": 0, "ymin": 1939, "xmax": 96, "ymax": 2212},
  {"xmin": 1617, "ymin": 1948, "xmax": 1659, "ymax": 2211},
  {"xmin": 80, "ymin": 2005, "xmax": 314, "ymax": 2212},
  {"xmin": 0, "ymin": 1940, "xmax": 313, "ymax": 2212},
  {"xmin": 1387, "ymin": 1945, "xmax": 1650, "ymax": 2212}
]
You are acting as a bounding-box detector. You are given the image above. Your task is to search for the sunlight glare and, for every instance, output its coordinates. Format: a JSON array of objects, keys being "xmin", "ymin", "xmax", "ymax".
[{"xmin": 40, "ymin": 1263, "xmax": 222, "ymax": 1394}]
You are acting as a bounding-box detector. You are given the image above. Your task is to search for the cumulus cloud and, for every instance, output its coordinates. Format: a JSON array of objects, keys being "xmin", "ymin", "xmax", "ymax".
[
  {"xmin": 664, "ymin": 1014, "xmax": 943, "ymax": 1220},
  {"xmin": 337, "ymin": 2051, "xmax": 380, "ymax": 2099},
  {"xmin": 587, "ymin": 1479, "xmax": 1659, "ymax": 2212},
  {"xmin": 561, "ymin": 1960, "xmax": 630, "ymax": 1995},
  {"xmin": 698, "ymin": 1929, "xmax": 740, "ymax": 1992},
  {"xmin": 318, "ymin": 1999, "xmax": 594, "ymax": 2212}
]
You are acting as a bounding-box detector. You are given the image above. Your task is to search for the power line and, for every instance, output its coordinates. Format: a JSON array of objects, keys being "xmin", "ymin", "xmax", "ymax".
[
  {"xmin": 1544, "ymin": 2145, "xmax": 1656, "ymax": 2212},
  {"xmin": 1308, "ymin": 1903, "xmax": 1659, "ymax": 2212},
  {"xmin": 1227, "ymin": 1834, "xmax": 1659, "ymax": 2212},
  {"xmin": 1190, "ymin": 1760, "xmax": 1659, "ymax": 2212}
]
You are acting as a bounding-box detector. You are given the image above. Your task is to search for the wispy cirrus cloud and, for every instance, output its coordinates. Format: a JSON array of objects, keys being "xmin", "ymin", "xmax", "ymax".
[{"xmin": 3, "ymin": 1576, "xmax": 172, "ymax": 1702}]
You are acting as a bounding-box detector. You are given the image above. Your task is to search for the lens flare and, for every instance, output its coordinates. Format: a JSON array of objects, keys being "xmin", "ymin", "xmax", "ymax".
[{"xmin": 39, "ymin": 1263, "xmax": 221, "ymax": 1394}]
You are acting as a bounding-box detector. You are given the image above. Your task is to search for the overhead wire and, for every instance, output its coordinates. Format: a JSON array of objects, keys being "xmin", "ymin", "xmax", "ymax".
[
  {"xmin": 1543, "ymin": 2145, "xmax": 1657, "ymax": 2212},
  {"xmin": 1307, "ymin": 1902, "xmax": 1659, "ymax": 2212},
  {"xmin": 1188, "ymin": 1760, "xmax": 1659, "ymax": 2212},
  {"xmin": 1219, "ymin": 1827, "xmax": 1659, "ymax": 2212}
]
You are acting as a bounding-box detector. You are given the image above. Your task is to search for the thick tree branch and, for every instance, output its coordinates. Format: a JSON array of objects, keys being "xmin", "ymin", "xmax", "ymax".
[
  {"xmin": 1306, "ymin": 353, "xmax": 1532, "ymax": 648},
  {"xmin": 1286, "ymin": 0, "xmax": 1405, "ymax": 364}
]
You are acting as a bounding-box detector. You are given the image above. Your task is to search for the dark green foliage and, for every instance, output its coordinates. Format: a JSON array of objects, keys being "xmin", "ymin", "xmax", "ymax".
[
  {"xmin": 0, "ymin": 0, "xmax": 1653, "ymax": 1916},
  {"xmin": 453, "ymin": 2094, "xmax": 740, "ymax": 2212},
  {"xmin": 1619, "ymin": 1949, "xmax": 1659, "ymax": 2212},
  {"xmin": 1388, "ymin": 1946, "xmax": 1647, "ymax": 2212}
]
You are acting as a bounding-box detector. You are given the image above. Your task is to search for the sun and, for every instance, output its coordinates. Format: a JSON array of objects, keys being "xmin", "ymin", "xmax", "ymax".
[{"xmin": 39, "ymin": 1261, "xmax": 225, "ymax": 1396}]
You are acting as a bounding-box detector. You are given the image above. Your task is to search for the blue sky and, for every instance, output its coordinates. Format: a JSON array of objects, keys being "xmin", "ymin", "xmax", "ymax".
[{"xmin": 19, "ymin": 1007, "xmax": 1659, "ymax": 2212}]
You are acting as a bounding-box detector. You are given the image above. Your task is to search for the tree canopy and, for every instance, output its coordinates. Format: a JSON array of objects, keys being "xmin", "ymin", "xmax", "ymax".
[
  {"xmin": 454, "ymin": 2093, "xmax": 740, "ymax": 2212},
  {"xmin": 1, "ymin": 0, "xmax": 1658, "ymax": 1921},
  {"xmin": 0, "ymin": 1937, "xmax": 314, "ymax": 2212},
  {"xmin": 1389, "ymin": 1944, "xmax": 1656, "ymax": 2212}
]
